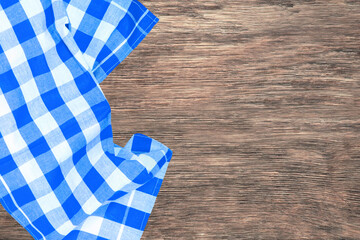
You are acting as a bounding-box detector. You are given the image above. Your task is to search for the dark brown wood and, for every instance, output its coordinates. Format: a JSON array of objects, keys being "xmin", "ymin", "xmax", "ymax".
[{"xmin": 1, "ymin": 0, "xmax": 360, "ymax": 239}]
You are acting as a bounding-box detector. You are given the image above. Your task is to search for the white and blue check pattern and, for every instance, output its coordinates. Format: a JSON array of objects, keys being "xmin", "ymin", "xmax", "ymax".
[{"xmin": 0, "ymin": 0, "xmax": 172, "ymax": 239}]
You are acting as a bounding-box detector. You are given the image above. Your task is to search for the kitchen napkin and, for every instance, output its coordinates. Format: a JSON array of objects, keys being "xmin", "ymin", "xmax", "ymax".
[{"xmin": 0, "ymin": 0, "xmax": 172, "ymax": 239}]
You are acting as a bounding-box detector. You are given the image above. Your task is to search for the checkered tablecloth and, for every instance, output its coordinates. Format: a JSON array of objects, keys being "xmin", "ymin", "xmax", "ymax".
[{"xmin": 0, "ymin": 0, "xmax": 172, "ymax": 239}]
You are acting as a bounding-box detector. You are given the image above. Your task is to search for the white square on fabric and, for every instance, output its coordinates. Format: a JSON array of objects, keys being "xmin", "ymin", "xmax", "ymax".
[
  {"xmin": 56, "ymin": 220, "xmax": 74, "ymax": 235},
  {"xmin": 37, "ymin": 191, "xmax": 61, "ymax": 214},
  {"xmin": 80, "ymin": 216, "xmax": 103, "ymax": 236},
  {"xmin": 87, "ymin": 143, "xmax": 103, "ymax": 165},
  {"xmin": 51, "ymin": 140, "xmax": 72, "ymax": 163},
  {"xmin": 83, "ymin": 53, "xmax": 96, "ymax": 70},
  {"xmin": 93, "ymin": 20, "xmax": 115, "ymax": 43},
  {"xmin": 82, "ymin": 195, "xmax": 102, "ymax": 215},
  {"xmin": 129, "ymin": 191, "xmax": 156, "ymax": 213},
  {"xmin": 20, "ymin": 79, "xmax": 40, "ymax": 103},
  {"xmin": 20, "ymin": 0, "xmax": 44, "ymax": 19},
  {"xmin": 0, "ymin": 10, "xmax": 12, "ymax": 33},
  {"xmin": 66, "ymin": 4, "xmax": 85, "ymax": 30},
  {"xmin": 51, "ymin": 63, "xmax": 73, "ymax": 87},
  {"xmin": 19, "ymin": 159, "xmax": 43, "ymax": 183},
  {"xmin": 82, "ymin": 123, "xmax": 100, "ymax": 144},
  {"xmin": 66, "ymin": 167, "xmax": 82, "ymax": 192},
  {"xmin": 34, "ymin": 112, "xmax": 58, "ymax": 135},
  {"xmin": 4, "ymin": 45, "xmax": 27, "ymax": 69},
  {"xmin": 3, "ymin": 130, "xmax": 27, "ymax": 154},
  {"xmin": 74, "ymin": 51, "xmax": 89, "ymax": 71},
  {"xmin": 0, "ymin": 94, "xmax": 11, "ymax": 117},
  {"xmin": 131, "ymin": 154, "xmax": 157, "ymax": 173},
  {"xmin": 66, "ymin": 95, "xmax": 89, "ymax": 117},
  {"xmin": 106, "ymin": 168, "xmax": 131, "ymax": 191},
  {"xmin": 36, "ymin": 30, "xmax": 56, "ymax": 53}
]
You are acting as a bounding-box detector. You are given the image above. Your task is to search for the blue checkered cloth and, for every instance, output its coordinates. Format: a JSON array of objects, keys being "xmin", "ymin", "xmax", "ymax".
[{"xmin": 0, "ymin": 0, "xmax": 172, "ymax": 239}]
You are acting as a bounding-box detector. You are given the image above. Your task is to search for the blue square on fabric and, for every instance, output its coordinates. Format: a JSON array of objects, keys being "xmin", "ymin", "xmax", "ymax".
[
  {"xmin": 60, "ymin": 118, "xmax": 82, "ymax": 139},
  {"xmin": 86, "ymin": 0, "xmax": 110, "ymax": 19},
  {"xmin": 91, "ymin": 100, "xmax": 111, "ymax": 122},
  {"xmin": 128, "ymin": 0, "xmax": 145, "ymax": 22},
  {"xmin": 139, "ymin": 15, "xmax": 157, "ymax": 34},
  {"xmin": 12, "ymin": 104, "xmax": 33, "ymax": 128},
  {"xmin": 125, "ymin": 207, "xmax": 149, "ymax": 230},
  {"xmin": 13, "ymin": 19, "xmax": 36, "ymax": 43},
  {"xmin": 137, "ymin": 177, "xmax": 162, "ymax": 196},
  {"xmin": 73, "ymin": 30, "xmax": 92, "ymax": 52},
  {"xmin": 117, "ymin": 13, "xmax": 135, "ymax": 39},
  {"xmin": 83, "ymin": 167, "xmax": 105, "ymax": 193},
  {"xmin": 73, "ymin": 146, "xmax": 87, "ymax": 165},
  {"xmin": 0, "ymin": 155, "xmax": 18, "ymax": 175},
  {"xmin": 0, "ymin": 0, "xmax": 18, "ymax": 10},
  {"xmin": 100, "ymin": 54, "xmax": 119, "ymax": 74},
  {"xmin": 96, "ymin": 45, "xmax": 112, "ymax": 63},
  {"xmin": 28, "ymin": 54, "xmax": 50, "ymax": 77},
  {"xmin": 127, "ymin": 27, "xmax": 143, "ymax": 47},
  {"xmin": 63, "ymin": 194, "xmax": 81, "ymax": 219},
  {"xmin": 0, "ymin": 70, "xmax": 19, "ymax": 93},
  {"xmin": 56, "ymin": 40, "xmax": 73, "ymax": 62},
  {"xmin": 45, "ymin": 165, "xmax": 64, "ymax": 190},
  {"xmin": 1, "ymin": 194, "xmax": 17, "ymax": 212},
  {"xmin": 74, "ymin": 72, "xmax": 97, "ymax": 95},
  {"xmin": 41, "ymin": 88, "xmax": 65, "ymax": 111},
  {"xmin": 33, "ymin": 215, "xmax": 55, "ymax": 235},
  {"xmin": 105, "ymin": 202, "xmax": 126, "ymax": 223},
  {"xmin": 28, "ymin": 136, "xmax": 51, "ymax": 157},
  {"xmin": 12, "ymin": 185, "xmax": 36, "ymax": 207},
  {"xmin": 131, "ymin": 134, "xmax": 152, "ymax": 153},
  {"xmin": 44, "ymin": 5, "xmax": 55, "ymax": 28},
  {"xmin": 100, "ymin": 125, "xmax": 112, "ymax": 141}
]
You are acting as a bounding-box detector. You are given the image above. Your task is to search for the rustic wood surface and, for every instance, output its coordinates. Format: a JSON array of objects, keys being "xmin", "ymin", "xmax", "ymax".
[{"xmin": 1, "ymin": 0, "xmax": 360, "ymax": 239}]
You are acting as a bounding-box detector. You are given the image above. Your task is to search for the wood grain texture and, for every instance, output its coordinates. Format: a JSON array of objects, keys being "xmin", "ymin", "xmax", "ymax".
[{"xmin": 1, "ymin": 0, "xmax": 360, "ymax": 239}]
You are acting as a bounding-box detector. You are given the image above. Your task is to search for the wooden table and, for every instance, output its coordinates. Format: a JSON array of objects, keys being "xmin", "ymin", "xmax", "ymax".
[{"xmin": 1, "ymin": 0, "xmax": 360, "ymax": 239}]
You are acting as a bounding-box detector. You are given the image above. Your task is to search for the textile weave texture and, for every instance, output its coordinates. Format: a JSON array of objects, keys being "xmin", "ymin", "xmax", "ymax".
[{"xmin": 0, "ymin": 0, "xmax": 172, "ymax": 239}]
